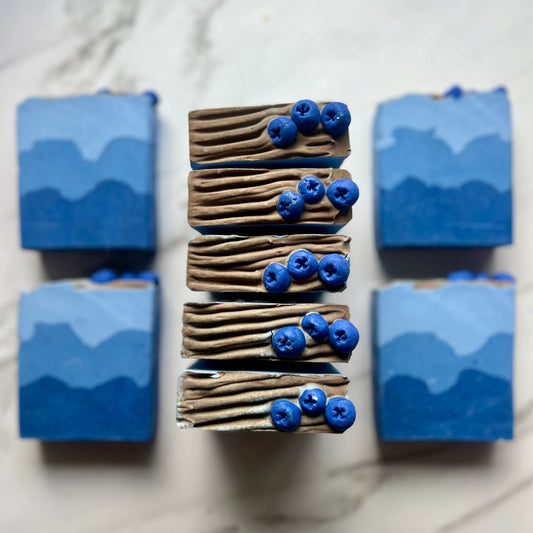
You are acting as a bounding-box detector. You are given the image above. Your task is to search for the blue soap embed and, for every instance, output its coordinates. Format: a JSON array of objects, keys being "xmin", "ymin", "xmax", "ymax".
[
  {"xmin": 373, "ymin": 279, "xmax": 515, "ymax": 441},
  {"xmin": 374, "ymin": 89, "xmax": 512, "ymax": 247},
  {"xmin": 18, "ymin": 278, "xmax": 159, "ymax": 441},
  {"xmin": 18, "ymin": 94, "xmax": 157, "ymax": 250}
]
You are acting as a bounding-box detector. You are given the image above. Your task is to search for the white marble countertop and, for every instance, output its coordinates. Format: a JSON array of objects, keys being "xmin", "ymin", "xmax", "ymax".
[{"xmin": 1, "ymin": 1, "xmax": 533, "ymax": 531}]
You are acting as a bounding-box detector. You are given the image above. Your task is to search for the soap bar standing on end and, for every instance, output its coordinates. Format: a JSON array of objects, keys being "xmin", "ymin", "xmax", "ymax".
[
  {"xmin": 189, "ymin": 102, "xmax": 350, "ymax": 169},
  {"xmin": 18, "ymin": 278, "xmax": 159, "ymax": 441},
  {"xmin": 374, "ymin": 89, "xmax": 512, "ymax": 247},
  {"xmin": 18, "ymin": 94, "xmax": 157, "ymax": 250},
  {"xmin": 373, "ymin": 278, "xmax": 514, "ymax": 441},
  {"xmin": 177, "ymin": 361, "xmax": 355, "ymax": 433},
  {"xmin": 186, "ymin": 234, "xmax": 351, "ymax": 293}
]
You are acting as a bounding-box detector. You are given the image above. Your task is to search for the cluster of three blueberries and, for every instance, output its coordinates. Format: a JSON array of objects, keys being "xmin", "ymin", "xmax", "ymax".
[{"xmin": 263, "ymin": 249, "xmax": 350, "ymax": 293}]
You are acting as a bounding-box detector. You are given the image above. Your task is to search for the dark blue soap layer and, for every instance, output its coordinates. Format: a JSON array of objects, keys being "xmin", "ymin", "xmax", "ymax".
[
  {"xmin": 192, "ymin": 223, "xmax": 345, "ymax": 235},
  {"xmin": 190, "ymin": 156, "xmax": 347, "ymax": 170},
  {"xmin": 20, "ymin": 180, "xmax": 155, "ymax": 250},
  {"xmin": 378, "ymin": 370, "xmax": 513, "ymax": 441},
  {"xmin": 19, "ymin": 377, "xmax": 154, "ymax": 442},
  {"xmin": 379, "ymin": 178, "xmax": 512, "ymax": 247}
]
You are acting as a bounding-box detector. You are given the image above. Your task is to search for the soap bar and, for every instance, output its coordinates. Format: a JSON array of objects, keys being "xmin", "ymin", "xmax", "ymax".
[
  {"xmin": 186, "ymin": 234, "xmax": 351, "ymax": 293},
  {"xmin": 189, "ymin": 102, "xmax": 350, "ymax": 169},
  {"xmin": 188, "ymin": 168, "xmax": 357, "ymax": 234},
  {"xmin": 374, "ymin": 88, "xmax": 512, "ymax": 247},
  {"xmin": 373, "ymin": 278, "xmax": 514, "ymax": 441},
  {"xmin": 176, "ymin": 361, "xmax": 355, "ymax": 433},
  {"xmin": 18, "ymin": 94, "xmax": 157, "ymax": 250},
  {"xmin": 182, "ymin": 302, "xmax": 357, "ymax": 363},
  {"xmin": 18, "ymin": 277, "xmax": 159, "ymax": 441}
]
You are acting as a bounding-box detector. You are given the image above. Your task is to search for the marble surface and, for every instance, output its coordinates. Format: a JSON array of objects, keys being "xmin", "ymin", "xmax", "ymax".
[{"xmin": 1, "ymin": 0, "xmax": 533, "ymax": 531}]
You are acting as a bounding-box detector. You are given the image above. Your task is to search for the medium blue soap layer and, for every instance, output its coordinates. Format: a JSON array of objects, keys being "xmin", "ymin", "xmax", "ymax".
[
  {"xmin": 17, "ymin": 95, "xmax": 157, "ymax": 250},
  {"xmin": 18, "ymin": 280, "xmax": 159, "ymax": 441},
  {"xmin": 373, "ymin": 280, "xmax": 514, "ymax": 441},
  {"xmin": 374, "ymin": 91, "xmax": 513, "ymax": 248}
]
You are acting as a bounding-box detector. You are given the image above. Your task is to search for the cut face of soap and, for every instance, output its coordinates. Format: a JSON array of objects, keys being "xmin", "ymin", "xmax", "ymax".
[
  {"xmin": 18, "ymin": 94, "xmax": 157, "ymax": 250},
  {"xmin": 186, "ymin": 234, "xmax": 350, "ymax": 293},
  {"xmin": 189, "ymin": 102, "xmax": 350, "ymax": 169},
  {"xmin": 373, "ymin": 278, "xmax": 514, "ymax": 441},
  {"xmin": 182, "ymin": 302, "xmax": 355, "ymax": 363},
  {"xmin": 374, "ymin": 89, "xmax": 512, "ymax": 247},
  {"xmin": 176, "ymin": 361, "xmax": 352, "ymax": 433},
  {"xmin": 188, "ymin": 167, "xmax": 354, "ymax": 234},
  {"xmin": 18, "ymin": 278, "xmax": 159, "ymax": 441}
]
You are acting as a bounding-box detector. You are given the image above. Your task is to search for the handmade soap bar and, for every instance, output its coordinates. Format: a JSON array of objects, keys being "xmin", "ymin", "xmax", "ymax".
[
  {"xmin": 187, "ymin": 234, "xmax": 351, "ymax": 293},
  {"xmin": 182, "ymin": 302, "xmax": 358, "ymax": 363},
  {"xmin": 18, "ymin": 94, "xmax": 157, "ymax": 250},
  {"xmin": 177, "ymin": 361, "xmax": 355, "ymax": 433},
  {"xmin": 373, "ymin": 277, "xmax": 514, "ymax": 441},
  {"xmin": 189, "ymin": 101, "xmax": 351, "ymax": 169},
  {"xmin": 19, "ymin": 276, "xmax": 159, "ymax": 441},
  {"xmin": 188, "ymin": 168, "xmax": 358, "ymax": 234},
  {"xmin": 374, "ymin": 88, "xmax": 512, "ymax": 247}
]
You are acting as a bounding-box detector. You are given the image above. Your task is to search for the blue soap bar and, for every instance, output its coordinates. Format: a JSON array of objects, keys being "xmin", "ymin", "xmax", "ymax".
[
  {"xmin": 18, "ymin": 94, "xmax": 157, "ymax": 250},
  {"xmin": 374, "ymin": 89, "xmax": 512, "ymax": 247},
  {"xmin": 18, "ymin": 278, "xmax": 159, "ymax": 441},
  {"xmin": 373, "ymin": 279, "xmax": 514, "ymax": 441}
]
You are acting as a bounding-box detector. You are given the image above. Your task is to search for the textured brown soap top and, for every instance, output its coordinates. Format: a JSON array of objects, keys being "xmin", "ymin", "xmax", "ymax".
[
  {"xmin": 182, "ymin": 302, "xmax": 351, "ymax": 362},
  {"xmin": 188, "ymin": 168, "xmax": 352, "ymax": 231},
  {"xmin": 189, "ymin": 103, "xmax": 350, "ymax": 166},
  {"xmin": 186, "ymin": 234, "xmax": 351, "ymax": 293},
  {"xmin": 177, "ymin": 368, "xmax": 349, "ymax": 432}
]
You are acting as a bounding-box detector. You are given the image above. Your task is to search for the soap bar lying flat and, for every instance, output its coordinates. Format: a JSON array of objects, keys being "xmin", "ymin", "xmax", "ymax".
[
  {"xmin": 176, "ymin": 361, "xmax": 355, "ymax": 433},
  {"xmin": 188, "ymin": 168, "xmax": 356, "ymax": 234},
  {"xmin": 373, "ymin": 278, "xmax": 514, "ymax": 441},
  {"xmin": 19, "ymin": 277, "xmax": 159, "ymax": 441},
  {"xmin": 182, "ymin": 302, "xmax": 357, "ymax": 363},
  {"xmin": 189, "ymin": 102, "xmax": 350, "ymax": 169},
  {"xmin": 186, "ymin": 234, "xmax": 351, "ymax": 293},
  {"xmin": 18, "ymin": 94, "xmax": 157, "ymax": 250},
  {"xmin": 374, "ymin": 88, "xmax": 512, "ymax": 247}
]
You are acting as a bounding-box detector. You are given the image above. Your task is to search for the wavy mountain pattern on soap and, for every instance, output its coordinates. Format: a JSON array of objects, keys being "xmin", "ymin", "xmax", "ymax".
[
  {"xmin": 19, "ymin": 376, "xmax": 154, "ymax": 441},
  {"xmin": 380, "ymin": 177, "xmax": 512, "ymax": 245},
  {"xmin": 377, "ymin": 129, "xmax": 511, "ymax": 191},
  {"xmin": 380, "ymin": 370, "xmax": 513, "ymax": 440},
  {"xmin": 19, "ymin": 323, "xmax": 153, "ymax": 389},
  {"xmin": 379, "ymin": 333, "xmax": 512, "ymax": 394},
  {"xmin": 20, "ymin": 179, "xmax": 155, "ymax": 249},
  {"xmin": 19, "ymin": 138, "xmax": 154, "ymax": 199}
]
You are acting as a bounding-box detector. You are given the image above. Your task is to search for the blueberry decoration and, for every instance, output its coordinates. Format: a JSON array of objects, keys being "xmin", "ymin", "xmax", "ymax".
[
  {"xmin": 318, "ymin": 254, "xmax": 350, "ymax": 287},
  {"xmin": 326, "ymin": 179, "xmax": 359, "ymax": 210},
  {"xmin": 142, "ymin": 90, "xmax": 159, "ymax": 106},
  {"xmin": 291, "ymin": 100, "xmax": 320, "ymax": 133},
  {"xmin": 270, "ymin": 400, "xmax": 301, "ymax": 432},
  {"xmin": 287, "ymin": 250, "xmax": 318, "ymax": 281},
  {"xmin": 445, "ymin": 85, "xmax": 463, "ymax": 99},
  {"xmin": 272, "ymin": 326, "xmax": 306, "ymax": 359},
  {"xmin": 492, "ymin": 272, "xmax": 515, "ymax": 282},
  {"xmin": 328, "ymin": 319, "xmax": 359, "ymax": 354},
  {"xmin": 138, "ymin": 271, "xmax": 159, "ymax": 284},
  {"xmin": 447, "ymin": 270, "xmax": 475, "ymax": 281},
  {"xmin": 90, "ymin": 268, "xmax": 118, "ymax": 284},
  {"xmin": 325, "ymin": 397, "xmax": 356, "ymax": 432},
  {"xmin": 277, "ymin": 190, "xmax": 305, "ymax": 222},
  {"xmin": 320, "ymin": 102, "xmax": 351, "ymax": 136},
  {"xmin": 298, "ymin": 175, "xmax": 325, "ymax": 204},
  {"xmin": 299, "ymin": 388, "xmax": 327, "ymax": 416},
  {"xmin": 268, "ymin": 117, "xmax": 298, "ymax": 147},
  {"xmin": 301, "ymin": 312, "xmax": 329, "ymax": 341},
  {"xmin": 263, "ymin": 263, "xmax": 291, "ymax": 293}
]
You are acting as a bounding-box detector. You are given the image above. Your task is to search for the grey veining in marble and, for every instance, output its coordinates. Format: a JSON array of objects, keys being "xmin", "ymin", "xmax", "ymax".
[{"xmin": 1, "ymin": 0, "xmax": 533, "ymax": 531}]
